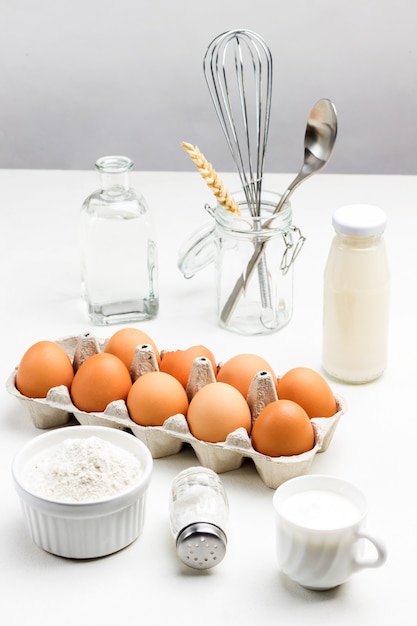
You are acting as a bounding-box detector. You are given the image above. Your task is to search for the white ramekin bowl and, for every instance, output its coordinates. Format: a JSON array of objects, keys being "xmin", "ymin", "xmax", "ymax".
[{"xmin": 12, "ymin": 425, "xmax": 153, "ymax": 559}]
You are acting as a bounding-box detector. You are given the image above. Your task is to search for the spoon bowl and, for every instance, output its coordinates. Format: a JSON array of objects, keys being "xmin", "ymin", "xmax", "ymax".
[{"xmin": 274, "ymin": 99, "xmax": 338, "ymax": 214}]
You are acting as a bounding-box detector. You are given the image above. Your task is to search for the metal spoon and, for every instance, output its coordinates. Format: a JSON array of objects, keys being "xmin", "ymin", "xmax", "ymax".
[
  {"xmin": 220, "ymin": 98, "xmax": 338, "ymax": 327},
  {"xmin": 273, "ymin": 98, "xmax": 338, "ymax": 215}
]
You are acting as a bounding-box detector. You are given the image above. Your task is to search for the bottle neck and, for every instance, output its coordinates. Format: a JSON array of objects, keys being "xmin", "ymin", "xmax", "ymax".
[
  {"xmin": 335, "ymin": 232, "xmax": 383, "ymax": 249},
  {"xmin": 95, "ymin": 156, "xmax": 133, "ymax": 199}
]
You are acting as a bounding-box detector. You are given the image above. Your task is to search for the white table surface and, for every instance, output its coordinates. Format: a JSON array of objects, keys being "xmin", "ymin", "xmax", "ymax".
[{"xmin": 1, "ymin": 169, "xmax": 416, "ymax": 625}]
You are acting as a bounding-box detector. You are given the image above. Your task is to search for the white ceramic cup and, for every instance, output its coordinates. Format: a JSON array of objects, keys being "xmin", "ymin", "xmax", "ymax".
[{"xmin": 272, "ymin": 474, "xmax": 387, "ymax": 590}]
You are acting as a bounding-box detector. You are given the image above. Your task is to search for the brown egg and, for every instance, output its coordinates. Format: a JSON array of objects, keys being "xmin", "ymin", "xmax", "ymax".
[
  {"xmin": 216, "ymin": 353, "xmax": 277, "ymax": 399},
  {"xmin": 104, "ymin": 327, "xmax": 160, "ymax": 368},
  {"xmin": 251, "ymin": 399, "xmax": 315, "ymax": 457},
  {"xmin": 71, "ymin": 353, "xmax": 132, "ymax": 412},
  {"xmin": 277, "ymin": 367, "xmax": 337, "ymax": 418},
  {"xmin": 187, "ymin": 381, "xmax": 251, "ymax": 443},
  {"xmin": 160, "ymin": 345, "xmax": 217, "ymax": 388},
  {"xmin": 15, "ymin": 340, "xmax": 74, "ymax": 398},
  {"xmin": 127, "ymin": 371, "xmax": 189, "ymax": 426}
]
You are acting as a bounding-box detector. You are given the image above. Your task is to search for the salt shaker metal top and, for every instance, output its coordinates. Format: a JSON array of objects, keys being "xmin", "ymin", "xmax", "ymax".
[
  {"xmin": 169, "ymin": 466, "xmax": 229, "ymax": 570},
  {"xmin": 322, "ymin": 203, "xmax": 390, "ymax": 383}
]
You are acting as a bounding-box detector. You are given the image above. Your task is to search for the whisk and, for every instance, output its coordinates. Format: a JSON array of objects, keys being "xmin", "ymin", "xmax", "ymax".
[
  {"xmin": 203, "ymin": 29, "xmax": 273, "ymax": 218},
  {"xmin": 203, "ymin": 29, "xmax": 274, "ymax": 317}
]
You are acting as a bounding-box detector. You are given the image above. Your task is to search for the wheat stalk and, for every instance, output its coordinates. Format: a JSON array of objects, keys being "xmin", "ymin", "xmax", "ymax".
[{"xmin": 181, "ymin": 142, "xmax": 240, "ymax": 215}]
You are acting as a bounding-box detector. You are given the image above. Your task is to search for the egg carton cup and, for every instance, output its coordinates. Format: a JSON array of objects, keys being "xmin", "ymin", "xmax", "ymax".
[{"xmin": 6, "ymin": 334, "xmax": 346, "ymax": 489}]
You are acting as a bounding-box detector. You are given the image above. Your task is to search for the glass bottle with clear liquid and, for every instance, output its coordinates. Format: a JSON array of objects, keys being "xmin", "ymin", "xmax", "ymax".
[{"xmin": 80, "ymin": 156, "xmax": 158, "ymax": 325}]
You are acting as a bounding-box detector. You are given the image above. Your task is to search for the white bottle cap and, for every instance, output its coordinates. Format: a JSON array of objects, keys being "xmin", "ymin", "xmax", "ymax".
[{"xmin": 332, "ymin": 204, "xmax": 387, "ymax": 237}]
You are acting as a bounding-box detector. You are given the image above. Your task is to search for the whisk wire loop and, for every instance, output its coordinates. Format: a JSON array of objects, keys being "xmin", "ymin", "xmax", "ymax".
[{"xmin": 204, "ymin": 29, "xmax": 273, "ymax": 218}]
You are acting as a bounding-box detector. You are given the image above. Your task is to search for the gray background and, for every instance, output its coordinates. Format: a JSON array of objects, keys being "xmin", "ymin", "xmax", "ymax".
[{"xmin": 1, "ymin": 0, "xmax": 416, "ymax": 174}]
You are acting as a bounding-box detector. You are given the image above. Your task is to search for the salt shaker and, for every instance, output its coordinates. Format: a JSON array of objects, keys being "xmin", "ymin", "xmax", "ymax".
[
  {"xmin": 80, "ymin": 155, "xmax": 158, "ymax": 325},
  {"xmin": 322, "ymin": 204, "xmax": 390, "ymax": 383},
  {"xmin": 169, "ymin": 467, "xmax": 229, "ymax": 570}
]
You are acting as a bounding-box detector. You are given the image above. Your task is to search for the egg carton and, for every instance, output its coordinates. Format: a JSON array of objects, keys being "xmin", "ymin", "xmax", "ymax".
[{"xmin": 6, "ymin": 334, "xmax": 346, "ymax": 489}]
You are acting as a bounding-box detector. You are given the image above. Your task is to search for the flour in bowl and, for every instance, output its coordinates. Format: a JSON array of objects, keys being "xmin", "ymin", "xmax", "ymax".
[{"xmin": 26, "ymin": 435, "xmax": 143, "ymax": 502}]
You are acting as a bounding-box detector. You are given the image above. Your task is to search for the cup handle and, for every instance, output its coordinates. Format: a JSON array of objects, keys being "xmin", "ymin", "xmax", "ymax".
[{"xmin": 353, "ymin": 530, "xmax": 388, "ymax": 570}]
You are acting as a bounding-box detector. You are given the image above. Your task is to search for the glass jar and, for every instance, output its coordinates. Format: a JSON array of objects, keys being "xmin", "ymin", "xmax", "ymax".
[
  {"xmin": 169, "ymin": 466, "xmax": 229, "ymax": 570},
  {"xmin": 80, "ymin": 156, "xmax": 158, "ymax": 325},
  {"xmin": 322, "ymin": 204, "xmax": 390, "ymax": 383},
  {"xmin": 178, "ymin": 190, "xmax": 305, "ymax": 335}
]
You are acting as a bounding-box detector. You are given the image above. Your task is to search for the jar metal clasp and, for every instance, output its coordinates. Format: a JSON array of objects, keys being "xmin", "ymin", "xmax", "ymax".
[{"xmin": 280, "ymin": 226, "xmax": 306, "ymax": 275}]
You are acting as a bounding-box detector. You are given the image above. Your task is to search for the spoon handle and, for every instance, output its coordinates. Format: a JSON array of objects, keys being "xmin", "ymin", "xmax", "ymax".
[
  {"xmin": 220, "ymin": 189, "xmax": 294, "ymax": 324},
  {"xmin": 220, "ymin": 239, "xmax": 267, "ymax": 324},
  {"xmin": 273, "ymin": 185, "xmax": 292, "ymax": 216},
  {"xmin": 273, "ymin": 168, "xmax": 309, "ymax": 216}
]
